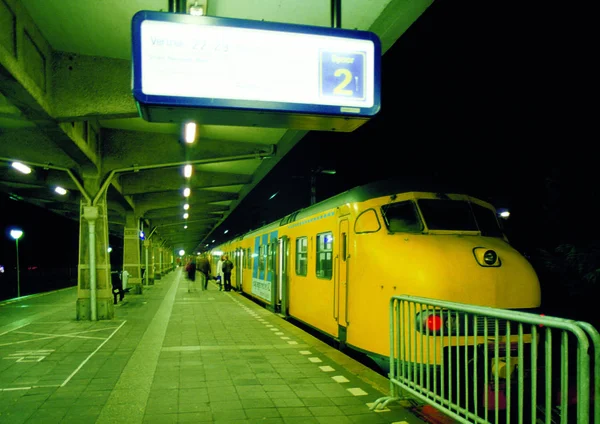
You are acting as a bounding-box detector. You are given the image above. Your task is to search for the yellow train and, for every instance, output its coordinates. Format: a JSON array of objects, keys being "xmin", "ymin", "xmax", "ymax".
[{"xmin": 210, "ymin": 179, "xmax": 541, "ymax": 370}]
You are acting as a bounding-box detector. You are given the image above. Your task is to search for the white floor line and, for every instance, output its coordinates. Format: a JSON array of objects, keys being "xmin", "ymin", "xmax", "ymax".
[{"xmin": 60, "ymin": 320, "xmax": 127, "ymax": 387}]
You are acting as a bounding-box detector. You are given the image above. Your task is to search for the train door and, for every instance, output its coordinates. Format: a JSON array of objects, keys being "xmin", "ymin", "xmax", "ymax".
[
  {"xmin": 335, "ymin": 219, "xmax": 350, "ymax": 346},
  {"xmin": 235, "ymin": 248, "xmax": 243, "ymax": 291},
  {"xmin": 277, "ymin": 236, "xmax": 289, "ymax": 317}
]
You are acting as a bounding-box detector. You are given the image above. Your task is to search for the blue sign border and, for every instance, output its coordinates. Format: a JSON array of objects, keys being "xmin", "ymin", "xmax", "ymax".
[{"xmin": 131, "ymin": 11, "xmax": 381, "ymax": 118}]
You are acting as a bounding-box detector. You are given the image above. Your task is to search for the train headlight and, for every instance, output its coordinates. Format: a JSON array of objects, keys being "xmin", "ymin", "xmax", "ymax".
[
  {"xmin": 483, "ymin": 250, "xmax": 497, "ymax": 265},
  {"xmin": 473, "ymin": 247, "xmax": 501, "ymax": 267}
]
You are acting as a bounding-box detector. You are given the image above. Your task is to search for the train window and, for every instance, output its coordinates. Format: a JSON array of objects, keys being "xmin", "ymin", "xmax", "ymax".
[
  {"xmin": 381, "ymin": 201, "xmax": 423, "ymax": 233},
  {"xmin": 259, "ymin": 244, "xmax": 266, "ymax": 272},
  {"xmin": 296, "ymin": 237, "xmax": 308, "ymax": 276},
  {"xmin": 418, "ymin": 200, "xmax": 503, "ymax": 236},
  {"xmin": 316, "ymin": 232, "xmax": 333, "ymax": 279},
  {"xmin": 270, "ymin": 241, "xmax": 277, "ymax": 273},
  {"xmin": 355, "ymin": 209, "xmax": 381, "ymax": 233},
  {"xmin": 471, "ymin": 203, "xmax": 504, "ymax": 237}
]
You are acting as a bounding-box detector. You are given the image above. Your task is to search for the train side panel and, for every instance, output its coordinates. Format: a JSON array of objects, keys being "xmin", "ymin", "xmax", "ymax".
[{"xmin": 284, "ymin": 210, "xmax": 339, "ymax": 338}]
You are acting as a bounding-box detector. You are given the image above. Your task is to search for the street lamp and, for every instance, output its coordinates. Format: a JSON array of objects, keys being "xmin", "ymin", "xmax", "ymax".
[{"xmin": 10, "ymin": 229, "xmax": 23, "ymax": 298}]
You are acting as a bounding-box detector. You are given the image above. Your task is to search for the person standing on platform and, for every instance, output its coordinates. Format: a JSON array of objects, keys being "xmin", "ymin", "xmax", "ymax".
[
  {"xmin": 222, "ymin": 254, "xmax": 234, "ymax": 292},
  {"xmin": 186, "ymin": 259, "xmax": 197, "ymax": 292},
  {"xmin": 216, "ymin": 255, "xmax": 224, "ymax": 291},
  {"xmin": 197, "ymin": 254, "xmax": 212, "ymax": 291}
]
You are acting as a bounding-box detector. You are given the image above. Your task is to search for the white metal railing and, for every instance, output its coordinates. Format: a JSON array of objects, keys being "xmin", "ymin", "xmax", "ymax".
[{"xmin": 370, "ymin": 295, "xmax": 599, "ymax": 424}]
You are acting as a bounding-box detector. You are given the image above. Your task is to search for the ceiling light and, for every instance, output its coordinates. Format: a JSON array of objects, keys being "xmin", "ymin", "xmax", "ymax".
[
  {"xmin": 184, "ymin": 225, "xmax": 188, "ymax": 229},
  {"xmin": 183, "ymin": 204, "xmax": 190, "ymax": 210},
  {"xmin": 179, "ymin": 249, "xmax": 185, "ymax": 256},
  {"xmin": 184, "ymin": 122, "xmax": 196, "ymax": 143},
  {"xmin": 55, "ymin": 187, "xmax": 67, "ymax": 195},
  {"xmin": 184, "ymin": 164, "xmax": 192, "ymax": 178},
  {"xmin": 224, "ymin": 230, "xmax": 229, "ymax": 234},
  {"xmin": 183, "ymin": 187, "xmax": 191, "ymax": 197},
  {"xmin": 11, "ymin": 162, "xmax": 32, "ymax": 174},
  {"xmin": 183, "ymin": 213, "xmax": 189, "ymax": 219}
]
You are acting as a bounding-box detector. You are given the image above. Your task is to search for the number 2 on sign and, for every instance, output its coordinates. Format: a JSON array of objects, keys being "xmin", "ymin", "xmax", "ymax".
[{"xmin": 333, "ymin": 69, "xmax": 354, "ymax": 96}]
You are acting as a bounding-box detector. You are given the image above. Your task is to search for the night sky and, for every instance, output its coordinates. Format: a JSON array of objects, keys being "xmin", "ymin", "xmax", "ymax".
[{"xmin": 1, "ymin": 0, "xmax": 595, "ymax": 309}]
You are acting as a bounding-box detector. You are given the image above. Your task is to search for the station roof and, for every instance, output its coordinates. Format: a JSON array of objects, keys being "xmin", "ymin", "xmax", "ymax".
[{"xmin": 0, "ymin": 0, "xmax": 432, "ymax": 254}]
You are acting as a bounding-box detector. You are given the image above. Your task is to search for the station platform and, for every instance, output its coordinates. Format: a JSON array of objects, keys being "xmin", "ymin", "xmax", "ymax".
[{"xmin": 0, "ymin": 269, "xmax": 430, "ymax": 424}]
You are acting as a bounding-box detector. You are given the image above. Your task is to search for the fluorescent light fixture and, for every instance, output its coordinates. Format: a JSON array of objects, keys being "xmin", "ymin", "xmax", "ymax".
[
  {"xmin": 183, "ymin": 204, "xmax": 190, "ymax": 210},
  {"xmin": 179, "ymin": 249, "xmax": 185, "ymax": 256},
  {"xmin": 211, "ymin": 240, "xmax": 215, "ymax": 243},
  {"xmin": 224, "ymin": 230, "xmax": 229, "ymax": 234},
  {"xmin": 55, "ymin": 186, "xmax": 67, "ymax": 195},
  {"xmin": 184, "ymin": 122, "xmax": 196, "ymax": 143},
  {"xmin": 269, "ymin": 191, "xmax": 279, "ymax": 200},
  {"xmin": 183, "ymin": 187, "xmax": 191, "ymax": 197},
  {"xmin": 184, "ymin": 164, "xmax": 192, "ymax": 178},
  {"xmin": 500, "ymin": 211, "xmax": 510, "ymax": 218},
  {"xmin": 183, "ymin": 213, "xmax": 189, "ymax": 219},
  {"xmin": 11, "ymin": 162, "xmax": 31, "ymax": 174},
  {"xmin": 184, "ymin": 225, "xmax": 188, "ymax": 229}
]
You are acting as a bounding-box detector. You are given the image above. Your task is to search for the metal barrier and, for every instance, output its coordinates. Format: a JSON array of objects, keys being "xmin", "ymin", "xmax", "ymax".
[{"xmin": 370, "ymin": 295, "xmax": 599, "ymax": 424}]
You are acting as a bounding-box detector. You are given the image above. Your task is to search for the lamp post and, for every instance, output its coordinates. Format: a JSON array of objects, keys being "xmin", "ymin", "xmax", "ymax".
[{"xmin": 10, "ymin": 229, "xmax": 23, "ymax": 298}]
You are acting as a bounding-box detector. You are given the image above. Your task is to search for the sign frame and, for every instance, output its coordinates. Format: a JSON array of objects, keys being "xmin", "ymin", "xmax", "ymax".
[{"xmin": 131, "ymin": 11, "xmax": 381, "ymax": 132}]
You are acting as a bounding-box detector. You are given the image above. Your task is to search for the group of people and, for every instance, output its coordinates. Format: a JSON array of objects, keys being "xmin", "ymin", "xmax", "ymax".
[{"xmin": 184, "ymin": 254, "xmax": 234, "ymax": 292}]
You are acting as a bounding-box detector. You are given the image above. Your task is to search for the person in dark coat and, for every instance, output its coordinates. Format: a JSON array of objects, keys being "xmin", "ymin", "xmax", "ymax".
[{"xmin": 186, "ymin": 259, "xmax": 197, "ymax": 292}]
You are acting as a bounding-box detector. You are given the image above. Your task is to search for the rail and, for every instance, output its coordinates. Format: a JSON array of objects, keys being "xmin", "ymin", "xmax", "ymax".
[{"xmin": 370, "ymin": 295, "xmax": 599, "ymax": 424}]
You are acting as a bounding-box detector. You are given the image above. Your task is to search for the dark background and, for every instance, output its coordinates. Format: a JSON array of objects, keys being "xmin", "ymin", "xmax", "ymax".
[{"xmin": 1, "ymin": 0, "xmax": 596, "ymax": 322}]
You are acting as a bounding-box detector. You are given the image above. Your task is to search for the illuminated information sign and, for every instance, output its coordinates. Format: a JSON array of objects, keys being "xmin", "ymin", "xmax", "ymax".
[{"xmin": 132, "ymin": 11, "xmax": 381, "ymax": 131}]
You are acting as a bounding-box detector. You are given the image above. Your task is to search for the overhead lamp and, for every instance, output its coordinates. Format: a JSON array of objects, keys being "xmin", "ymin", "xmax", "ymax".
[
  {"xmin": 107, "ymin": 247, "xmax": 113, "ymax": 253},
  {"xmin": 179, "ymin": 249, "xmax": 185, "ymax": 256},
  {"xmin": 184, "ymin": 164, "xmax": 192, "ymax": 178},
  {"xmin": 184, "ymin": 225, "xmax": 188, "ymax": 229},
  {"xmin": 212, "ymin": 240, "xmax": 215, "ymax": 243},
  {"xmin": 183, "ymin": 204, "xmax": 190, "ymax": 210},
  {"xmin": 184, "ymin": 122, "xmax": 196, "ymax": 143},
  {"xmin": 183, "ymin": 213, "xmax": 189, "ymax": 219},
  {"xmin": 269, "ymin": 191, "xmax": 279, "ymax": 200},
  {"xmin": 189, "ymin": 0, "xmax": 206, "ymax": 16},
  {"xmin": 183, "ymin": 187, "xmax": 191, "ymax": 197},
  {"xmin": 55, "ymin": 186, "xmax": 67, "ymax": 195},
  {"xmin": 224, "ymin": 230, "xmax": 229, "ymax": 234},
  {"xmin": 139, "ymin": 231, "xmax": 145, "ymax": 240},
  {"xmin": 11, "ymin": 162, "xmax": 32, "ymax": 174}
]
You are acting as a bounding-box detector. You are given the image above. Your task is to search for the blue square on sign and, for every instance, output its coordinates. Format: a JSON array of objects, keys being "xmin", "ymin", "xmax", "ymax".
[{"xmin": 320, "ymin": 51, "xmax": 366, "ymax": 101}]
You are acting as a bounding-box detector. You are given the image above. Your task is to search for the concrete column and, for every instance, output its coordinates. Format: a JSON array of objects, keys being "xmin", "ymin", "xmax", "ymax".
[
  {"xmin": 76, "ymin": 185, "xmax": 113, "ymax": 320},
  {"xmin": 154, "ymin": 243, "xmax": 162, "ymax": 280},
  {"xmin": 123, "ymin": 213, "xmax": 142, "ymax": 294},
  {"xmin": 143, "ymin": 239, "xmax": 154, "ymax": 285}
]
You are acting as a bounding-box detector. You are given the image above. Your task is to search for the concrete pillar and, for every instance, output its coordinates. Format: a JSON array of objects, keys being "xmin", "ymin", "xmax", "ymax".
[
  {"xmin": 123, "ymin": 213, "xmax": 142, "ymax": 294},
  {"xmin": 76, "ymin": 185, "xmax": 113, "ymax": 320},
  {"xmin": 143, "ymin": 239, "xmax": 154, "ymax": 285},
  {"xmin": 154, "ymin": 243, "xmax": 162, "ymax": 280}
]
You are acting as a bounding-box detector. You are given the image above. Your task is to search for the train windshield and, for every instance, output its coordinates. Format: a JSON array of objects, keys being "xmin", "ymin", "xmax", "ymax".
[{"xmin": 417, "ymin": 199, "xmax": 504, "ymax": 237}]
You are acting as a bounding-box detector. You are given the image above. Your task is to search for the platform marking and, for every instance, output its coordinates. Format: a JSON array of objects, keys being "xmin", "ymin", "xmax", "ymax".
[
  {"xmin": 347, "ymin": 387, "xmax": 368, "ymax": 396},
  {"xmin": 299, "ymin": 350, "xmax": 312, "ymax": 355},
  {"xmin": 287, "ymin": 341, "xmax": 298, "ymax": 345},
  {"xmin": 331, "ymin": 375, "xmax": 349, "ymax": 383},
  {"xmin": 280, "ymin": 336, "xmax": 290, "ymax": 340},
  {"xmin": 3, "ymin": 349, "xmax": 55, "ymax": 362},
  {"xmin": 319, "ymin": 366, "xmax": 335, "ymax": 372},
  {"xmin": 0, "ymin": 321, "xmax": 126, "ymax": 392},
  {"xmin": 60, "ymin": 320, "xmax": 127, "ymax": 387},
  {"xmin": 308, "ymin": 357, "xmax": 322, "ymax": 363},
  {"xmin": 275, "ymin": 332, "xmax": 284, "ymax": 335}
]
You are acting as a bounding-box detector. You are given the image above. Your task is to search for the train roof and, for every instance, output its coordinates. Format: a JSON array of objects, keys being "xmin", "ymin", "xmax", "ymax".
[{"xmin": 230, "ymin": 178, "xmax": 487, "ymax": 241}]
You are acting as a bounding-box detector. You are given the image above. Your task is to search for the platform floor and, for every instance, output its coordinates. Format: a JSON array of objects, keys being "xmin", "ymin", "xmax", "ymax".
[{"xmin": 0, "ymin": 269, "xmax": 428, "ymax": 424}]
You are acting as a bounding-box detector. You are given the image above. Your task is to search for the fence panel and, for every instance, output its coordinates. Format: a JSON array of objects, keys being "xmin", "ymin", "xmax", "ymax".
[{"xmin": 371, "ymin": 295, "xmax": 598, "ymax": 424}]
